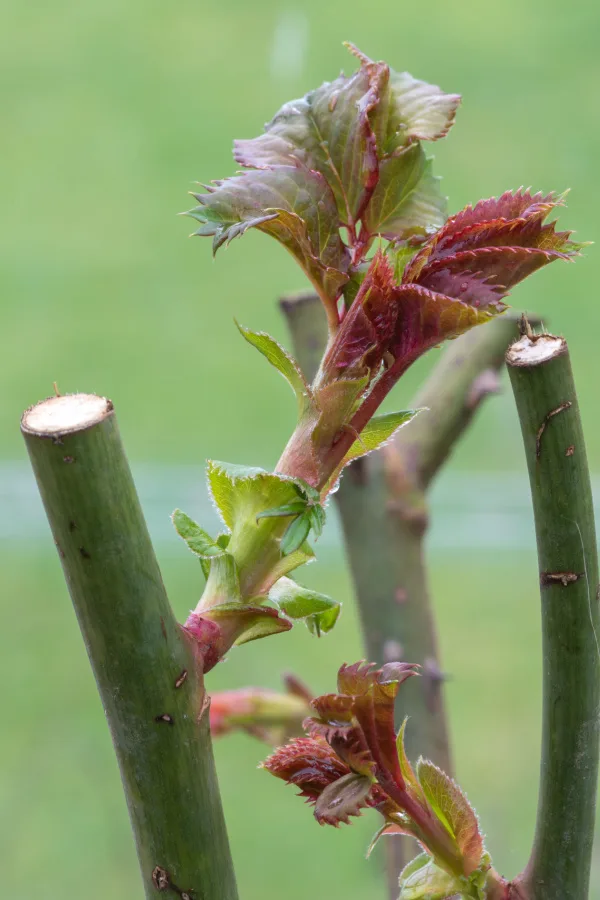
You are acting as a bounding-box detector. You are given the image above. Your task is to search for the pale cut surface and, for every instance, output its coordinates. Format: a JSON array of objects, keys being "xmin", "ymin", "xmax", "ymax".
[
  {"xmin": 507, "ymin": 334, "xmax": 566, "ymax": 367},
  {"xmin": 22, "ymin": 393, "xmax": 112, "ymax": 435}
]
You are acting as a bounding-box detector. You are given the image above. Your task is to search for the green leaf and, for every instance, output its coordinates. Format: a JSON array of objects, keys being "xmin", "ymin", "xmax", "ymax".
[
  {"xmin": 280, "ymin": 511, "xmax": 312, "ymax": 555},
  {"xmin": 383, "ymin": 70, "xmax": 461, "ymax": 152},
  {"xmin": 308, "ymin": 504, "xmax": 325, "ymax": 538},
  {"xmin": 365, "ymin": 816, "xmax": 418, "ymax": 858},
  {"xmin": 343, "ymin": 410, "xmax": 419, "ymax": 463},
  {"xmin": 233, "ymin": 45, "xmax": 459, "ymax": 234},
  {"xmin": 259, "ymin": 541, "xmax": 316, "ymax": 592},
  {"xmin": 398, "ymin": 854, "xmax": 462, "ymax": 900},
  {"xmin": 320, "ymin": 409, "xmax": 420, "ymax": 497},
  {"xmin": 305, "ymin": 603, "xmax": 341, "ymax": 637},
  {"xmin": 207, "ymin": 462, "xmax": 323, "ymax": 580},
  {"xmin": 205, "ymin": 603, "xmax": 292, "ymax": 645},
  {"xmin": 187, "ymin": 167, "xmax": 349, "ymax": 309},
  {"xmin": 205, "ymin": 552, "xmax": 241, "ymax": 605},
  {"xmin": 364, "ymin": 144, "xmax": 447, "ymax": 240},
  {"xmin": 269, "ymin": 577, "xmax": 341, "ymax": 635},
  {"xmin": 256, "ymin": 500, "xmax": 308, "ymax": 522},
  {"xmin": 236, "ymin": 323, "xmax": 313, "ymax": 419},
  {"xmin": 386, "ymin": 240, "xmax": 423, "ymax": 282},
  {"xmin": 417, "ymin": 760, "xmax": 484, "ymax": 875},
  {"xmin": 396, "ymin": 718, "xmax": 424, "ymax": 799},
  {"xmin": 366, "ymin": 822, "xmax": 398, "ymax": 859},
  {"xmin": 234, "ymin": 50, "xmax": 389, "ymax": 224},
  {"xmin": 172, "ymin": 509, "xmax": 225, "ymax": 559},
  {"xmin": 207, "ymin": 461, "xmax": 306, "ymax": 531}
]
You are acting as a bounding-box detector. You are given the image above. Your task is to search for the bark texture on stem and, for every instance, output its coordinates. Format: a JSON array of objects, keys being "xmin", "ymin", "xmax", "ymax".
[
  {"xmin": 281, "ymin": 294, "xmax": 517, "ymax": 894},
  {"xmin": 508, "ymin": 334, "xmax": 599, "ymax": 900},
  {"xmin": 22, "ymin": 394, "xmax": 238, "ymax": 900}
]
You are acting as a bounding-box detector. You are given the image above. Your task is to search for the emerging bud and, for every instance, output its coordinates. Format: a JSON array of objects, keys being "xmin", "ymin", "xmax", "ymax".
[
  {"xmin": 262, "ymin": 660, "xmax": 491, "ymax": 888},
  {"xmin": 210, "ymin": 676, "xmax": 312, "ymax": 744},
  {"xmin": 264, "ymin": 661, "xmax": 418, "ymax": 826},
  {"xmin": 262, "ymin": 737, "xmax": 352, "ymax": 802}
]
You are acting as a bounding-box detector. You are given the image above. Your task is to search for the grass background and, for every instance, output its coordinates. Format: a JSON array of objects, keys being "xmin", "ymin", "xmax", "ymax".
[{"xmin": 2, "ymin": 0, "xmax": 600, "ymax": 896}]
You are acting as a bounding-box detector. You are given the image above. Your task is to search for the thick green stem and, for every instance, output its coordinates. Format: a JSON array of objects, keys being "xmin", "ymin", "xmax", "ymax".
[
  {"xmin": 280, "ymin": 293, "xmax": 518, "ymax": 895},
  {"xmin": 22, "ymin": 393, "xmax": 238, "ymax": 900},
  {"xmin": 507, "ymin": 333, "xmax": 600, "ymax": 900}
]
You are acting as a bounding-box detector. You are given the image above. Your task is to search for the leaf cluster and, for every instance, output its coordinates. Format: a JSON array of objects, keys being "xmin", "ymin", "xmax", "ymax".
[
  {"xmin": 172, "ymin": 462, "xmax": 342, "ymax": 666},
  {"xmin": 186, "ymin": 44, "xmax": 459, "ymax": 326},
  {"xmin": 263, "ymin": 661, "xmax": 490, "ymax": 899}
]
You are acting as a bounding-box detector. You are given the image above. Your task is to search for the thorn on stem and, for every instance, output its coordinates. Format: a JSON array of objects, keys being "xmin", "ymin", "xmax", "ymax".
[
  {"xmin": 467, "ymin": 368, "xmax": 501, "ymax": 410},
  {"xmin": 519, "ymin": 313, "xmax": 535, "ymax": 340},
  {"xmin": 395, "ymin": 587, "xmax": 408, "ymax": 604},
  {"xmin": 540, "ymin": 571, "xmax": 581, "ymax": 587},
  {"xmin": 383, "ymin": 639, "xmax": 404, "ymax": 662},
  {"xmin": 422, "ymin": 657, "xmax": 449, "ymax": 713},
  {"xmin": 155, "ymin": 713, "xmax": 175, "ymax": 726},
  {"xmin": 152, "ymin": 866, "xmax": 170, "ymax": 891},
  {"xmin": 174, "ymin": 670, "xmax": 188, "ymax": 689}
]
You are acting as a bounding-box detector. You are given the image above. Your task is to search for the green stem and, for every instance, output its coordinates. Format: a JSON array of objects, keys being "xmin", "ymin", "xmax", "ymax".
[
  {"xmin": 507, "ymin": 332, "xmax": 600, "ymax": 900},
  {"xmin": 22, "ymin": 393, "xmax": 238, "ymax": 900},
  {"xmin": 280, "ymin": 293, "xmax": 518, "ymax": 894}
]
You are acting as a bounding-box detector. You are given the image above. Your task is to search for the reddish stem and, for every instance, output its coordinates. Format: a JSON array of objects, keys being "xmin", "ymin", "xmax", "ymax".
[
  {"xmin": 317, "ymin": 356, "xmax": 414, "ymax": 487},
  {"xmin": 380, "ymin": 777, "xmax": 465, "ymax": 878}
]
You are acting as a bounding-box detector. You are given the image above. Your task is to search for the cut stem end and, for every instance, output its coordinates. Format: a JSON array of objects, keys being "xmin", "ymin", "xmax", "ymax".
[
  {"xmin": 506, "ymin": 334, "xmax": 566, "ymax": 368},
  {"xmin": 21, "ymin": 393, "xmax": 113, "ymax": 436}
]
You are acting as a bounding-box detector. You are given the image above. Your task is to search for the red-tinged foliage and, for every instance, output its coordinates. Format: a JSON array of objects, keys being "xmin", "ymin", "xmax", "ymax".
[
  {"xmin": 307, "ymin": 693, "xmax": 355, "ymax": 732},
  {"xmin": 337, "ymin": 660, "xmax": 380, "ymax": 696},
  {"xmin": 441, "ymin": 187, "xmax": 559, "ymax": 233},
  {"xmin": 304, "ymin": 696, "xmax": 376, "ymax": 779},
  {"xmin": 266, "ymin": 661, "xmax": 419, "ymax": 824},
  {"xmin": 318, "ymin": 252, "xmax": 398, "ymax": 378},
  {"xmin": 189, "ymin": 43, "xmax": 459, "ymax": 316},
  {"xmin": 315, "ymin": 190, "xmax": 577, "ymax": 443},
  {"xmin": 313, "ymin": 773, "xmax": 375, "ymax": 826},
  {"xmin": 181, "ymin": 613, "xmax": 222, "ymax": 674},
  {"xmin": 430, "ymin": 216, "xmax": 572, "ymax": 259},
  {"xmin": 262, "ymin": 661, "xmax": 486, "ymax": 876},
  {"xmin": 184, "ymin": 606, "xmax": 292, "ymax": 673},
  {"xmin": 417, "ymin": 246, "xmax": 563, "ymax": 303},
  {"xmin": 417, "ymin": 760, "xmax": 484, "ymax": 876},
  {"xmin": 262, "ymin": 737, "xmax": 352, "ymax": 802},
  {"xmin": 403, "ymin": 189, "xmax": 577, "ymax": 288}
]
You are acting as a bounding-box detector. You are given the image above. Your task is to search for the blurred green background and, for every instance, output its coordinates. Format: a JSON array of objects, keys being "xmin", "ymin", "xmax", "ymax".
[{"xmin": 2, "ymin": 0, "xmax": 600, "ymax": 896}]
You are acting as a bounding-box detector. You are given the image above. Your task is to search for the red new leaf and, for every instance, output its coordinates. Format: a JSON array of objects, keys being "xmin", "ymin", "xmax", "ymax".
[{"xmin": 262, "ymin": 737, "xmax": 350, "ymax": 802}]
